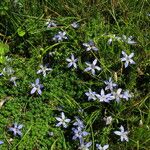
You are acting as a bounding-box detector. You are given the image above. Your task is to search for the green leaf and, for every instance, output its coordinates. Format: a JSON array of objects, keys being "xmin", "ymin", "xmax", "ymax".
[
  {"xmin": 0, "ymin": 42, "xmax": 9, "ymax": 55},
  {"xmin": 17, "ymin": 28, "xmax": 26, "ymax": 37}
]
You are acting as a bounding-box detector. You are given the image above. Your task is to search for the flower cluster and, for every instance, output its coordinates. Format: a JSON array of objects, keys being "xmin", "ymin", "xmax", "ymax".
[{"xmin": 85, "ymin": 77, "xmax": 132, "ymax": 103}]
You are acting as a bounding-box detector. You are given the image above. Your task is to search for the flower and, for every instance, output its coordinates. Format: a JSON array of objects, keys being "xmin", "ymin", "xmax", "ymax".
[
  {"xmin": 31, "ymin": 78, "xmax": 44, "ymax": 95},
  {"xmin": 46, "ymin": 19, "xmax": 57, "ymax": 28},
  {"xmin": 104, "ymin": 77, "xmax": 117, "ymax": 91},
  {"xmin": 73, "ymin": 117, "xmax": 84, "ymax": 129},
  {"xmin": 84, "ymin": 59, "xmax": 101, "ymax": 75},
  {"xmin": 55, "ymin": 112, "xmax": 71, "ymax": 128},
  {"xmin": 96, "ymin": 89, "xmax": 114, "ymax": 103},
  {"xmin": 103, "ymin": 116, "xmax": 113, "ymax": 125},
  {"xmin": 72, "ymin": 127, "xmax": 89, "ymax": 140},
  {"xmin": 114, "ymin": 125, "xmax": 129, "ymax": 142},
  {"xmin": 83, "ymin": 40, "xmax": 98, "ymax": 51},
  {"xmin": 122, "ymin": 90, "xmax": 132, "ymax": 101},
  {"xmin": 2, "ymin": 67, "xmax": 14, "ymax": 76},
  {"xmin": 71, "ymin": 22, "xmax": 79, "ymax": 28},
  {"xmin": 112, "ymin": 88, "xmax": 123, "ymax": 102},
  {"xmin": 8, "ymin": 123, "xmax": 23, "ymax": 136},
  {"xmin": 0, "ymin": 141, "xmax": 4, "ymax": 145},
  {"xmin": 66, "ymin": 54, "xmax": 78, "ymax": 68},
  {"xmin": 52, "ymin": 31, "xmax": 68, "ymax": 42},
  {"xmin": 79, "ymin": 142, "xmax": 92, "ymax": 150},
  {"xmin": 10, "ymin": 76, "xmax": 17, "ymax": 86},
  {"xmin": 85, "ymin": 89, "xmax": 97, "ymax": 101},
  {"xmin": 121, "ymin": 51, "xmax": 135, "ymax": 68},
  {"xmin": 96, "ymin": 144, "xmax": 109, "ymax": 150},
  {"xmin": 122, "ymin": 35, "xmax": 136, "ymax": 45},
  {"xmin": 37, "ymin": 65, "xmax": 52, "ymax": 77}
]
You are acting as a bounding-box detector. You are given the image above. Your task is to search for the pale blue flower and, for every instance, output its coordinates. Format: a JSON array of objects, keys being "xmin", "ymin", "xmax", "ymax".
[
  {"xmin": 112, "ymin": 88, "xmax": 123, "ymax": 102},
  {"xmin": 72, "ymin": 127, "xmax": 89, "ymax": 140},
  {"xmin": 96, "ymin": 144, "xmax": 109, "ymax": 150},
  {"xmin": 31, "ymin": 78, "xmax": 43, "ymax": 95},
  {"xmin": 85, "ymin": 88, "xmax": 97, "ymax": 101},
  {"xmin": 37, "ymin": 65, "xmax": 52, "ymax": 77},
  {"xmin": 46, "ymin": 19, "xmax": 57, "ymax": 28},
  {"xmin": 52, "ymin": 31, "xmax": 68, "ymax": 42},
  {"xmin": 122, "ymin": 90, "xmax": 132, "ymax": 101},
  {"xmin": 96, "ymin": 89, "xmax": 114, "ymax": 103},
  {"xmin": 84, "ymin": 59, "xmax": 101, "ymax": 75},
  {"xmin": 104, "ymin": 77, "xmax": 117, "ymax": 91},
  {"xmin": 55, "ymin": 112, "xmax": 71, "ymax": 128},
  {"xmin": 8, "ymin": 123, "xmax": 23, "ymax": 136},
  {"xmin": 83, "ymin": 40, "xmax": 98, "ymax": 51},
  {"xmin": 79, "ymin": 141, "xmax": 92, "ymax": 150},
  {"xmin": 66, "ymin": 54, "xmax": 78, "ymax": 68},
  {"xmin": 0, "ymin": 141, "xmax": 4, "ymax": 145},
  {"xmin": 114, "ymin": 125, "xmax": 129, "ymax": 142},
  {"xmin": 73, "ymin": 117, "xmax": 84, "ymax": 129},
  {"xmin": 121, "ymin": 51, "xmax": 135, "ymax": 68}
]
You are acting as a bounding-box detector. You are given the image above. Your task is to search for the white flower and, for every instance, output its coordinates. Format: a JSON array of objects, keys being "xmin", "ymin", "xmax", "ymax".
[
  {"xmin": 37, "ymin": 65, "xmax": 52, "ymax": 77},
  {"xmin": 71, "ymin": 22, "xmax": 79, "ymax": 28},
  {"xmin": 46, "ymin": 19, "xmax": 57, "ymax": 28},
  {"xmin": 96, "ymin": 144, "xmax": 109, "ymax": 150},
  {"xmin": 66, "ymin": 54, "xmax": 78, "ymax": 68},
  {"xmin": 3, "ymin": 67, "xmax": 14, "ymax": 76},
  {"xmin": 121, "ymin": 51, "xmax": 135, "ymax": 68},
  {"xmin": 10, "ymin": 76, "xmax": 17, "ymax": 86},
  {"xmin": 79, "ymin": 142, "xmax": 92, "ymax": 150},
  {"xmin": 104, "ymin": 116, "xmax": 113, "ymax": 125},
  {"xmin": 96, "ymin": 89, "xmax": 114, "ymax": 103},
  {"xmin": 85, "ymin": 88, "xmax": 97, "ymax": 101},
  {"xmin": 55, "ymin": 112, "xmax": 71, "ymax": 128},
  {"xmin": 112, "ymin": 88, "xmax": 123, "ymax": 103},
  {"xmin": 122, "ymin": 90, "xmax": 132, "ymax": 101},
  {"xmin": 52, "ymin": 31, "xmax": 68, "ymax": 42},
  {"xmin": 114, "ymin": 125, "xmax": 129, "ymax": 142},
  {"xmin": 104, "ymin": 77, "xmax": 117, "ymax": 91},
  {"xmin": 122, "ymin": 35, "xmax": 136, "ymax": 45},
  {"xmin": 83, "ymin": 40, "xmax": 98, "ymax": 51},
  {"xmin": 84, "ymin": 59, "xmax": 101, "ymax": 75},
  {"xmin": 31, "ymin": 78, "xmax": 43, "ymax": 95}
]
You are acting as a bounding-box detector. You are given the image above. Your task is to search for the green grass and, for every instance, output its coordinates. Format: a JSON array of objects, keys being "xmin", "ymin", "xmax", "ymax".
[{"xmin": 0, "ymin": 0, "xmax": 150, "ymax": 149}]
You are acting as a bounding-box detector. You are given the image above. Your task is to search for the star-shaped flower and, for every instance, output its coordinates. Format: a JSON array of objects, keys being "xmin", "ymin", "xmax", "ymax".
[
  {"xmin": 84, "ymin": 59, "xmax": 101, "ymax": 75},
  {"xmin": 104, "ymin": 77, "xmax": 117, "ymax": 91},
  {"xmin": 85, "ymin": 88, "xmax": 97, "ymax": 101},
  {"xmin": 37, "ymin": 65, "xmax": 52, "ymax": 77},
  {"xmin": 55, "ymin": 112, "xmax": 71, "ymax": 128},
  {"xmin": 79, "ymin": 142, "xmax": 92, "ymax": 150},
  {"xmin": 8, "ymin": 123, "xmax": 23, "ymax": 136},
  {"xmin": 52, "ymin": 31, "xmax": 68, "ymax": 42},
  {"xmin": 121, "ymin": 51, "xmax": 135, "ymax": 68},
  {"xmin": 31, "ymin": 78, "xmax": 44, "ymax": 95},
  {"xmin": 72, "ymin": 127, "xmax": 89, "ymax": 140},
  {"xmin": 83, "ymin": 40, "xmax": 98, "ymax": 51},
  {"xmin": 112, "ymin": 88, "xmax": 123, "ymax": 103},
  {"xmin": 66, "ymin": 54, "xmax": 78, "ymax": 68},
  {"xmin": 122, "ymin": 90, "xmax": 132, "ymax": 101},
  {"xmin": 96, "ymin": 89, "xmax": 114, "ymax": 103},
  {"xmin": 114, "ymin": 125, "xmax": 129, "ymax": 142},
  {"xmin": 71, "ymin": 22, "xmax": 79, "ymax": 28},
  {"xmin": 73, "ymin": 117, "xmax": 84, "ymax": 129},
  {"xmin": 96, "ymin": 144, "xmax": 109, "ymax": 150}
]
